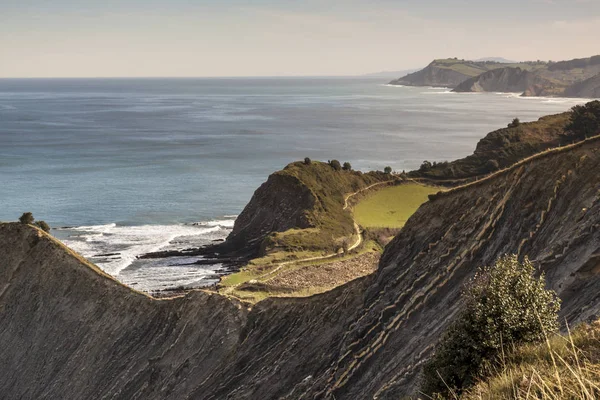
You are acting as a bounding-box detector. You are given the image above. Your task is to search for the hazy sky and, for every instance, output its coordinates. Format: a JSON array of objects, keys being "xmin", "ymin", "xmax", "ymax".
[{"xmin": 1, "ymin": 0, "xmax": 599, "ymax": 77}]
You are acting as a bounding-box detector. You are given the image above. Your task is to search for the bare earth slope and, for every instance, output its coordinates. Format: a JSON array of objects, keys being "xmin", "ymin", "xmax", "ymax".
[{"xmin": 1, "ymin": 139, "xmax": 600, "ymax": 399}]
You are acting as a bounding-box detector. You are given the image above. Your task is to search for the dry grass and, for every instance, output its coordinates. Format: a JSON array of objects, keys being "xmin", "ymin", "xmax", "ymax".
[{"xmin": 461, "ymin": 321, "xmax": 600, "ymax": 400}]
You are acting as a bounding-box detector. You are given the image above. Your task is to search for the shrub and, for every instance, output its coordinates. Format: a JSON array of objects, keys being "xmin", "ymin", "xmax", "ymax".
[
  {"xmin": 329, "ymin": 159, "xmax": 342, "ymax": 171},
  {"xmin": 421, "ymin": 255, "xmax": 560, "ymax": 397},
  {"xmin": 342, "ymin": 162, "xmax": 352, "ymax": 171},
  {"xmin": 19, "ymin": 212, "xmax": 34, "ymax": 225},
  {"xmin": 566, "ymin": 100, "xmax": 600, "ymax": 140},
  {"xmin": 508, "ymin": 118, "xmax": 521, "ymax": 128},
  {"xmin": 304, "ymin": 157, "xmax": 311, "ymax": 165},
  {"xmin": 35, "ymin": 220, "xmax": 51, "ymax": 233},
  {"xmin": 486, "ymin": 159, "xmax": 500, "ymax": 172},
  {"xmin": 384, "ymin": 166, "xmax": 392, "ymax": 174}
]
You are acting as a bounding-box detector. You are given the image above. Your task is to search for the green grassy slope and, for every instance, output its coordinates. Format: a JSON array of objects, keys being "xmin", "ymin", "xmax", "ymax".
[{"xmin": 353, "ymin": 183, "xmax": 438, "ymax": 228}]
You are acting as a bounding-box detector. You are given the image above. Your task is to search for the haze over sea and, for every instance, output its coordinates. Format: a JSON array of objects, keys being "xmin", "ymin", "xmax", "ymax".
[{"xmin": 0, "ymin": 77, "xmax": 587, "ymax": 291}]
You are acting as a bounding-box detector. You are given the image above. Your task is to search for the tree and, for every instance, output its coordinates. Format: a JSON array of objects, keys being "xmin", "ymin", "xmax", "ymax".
[
  {"xmin": 35, "ymin": 220, "xmax": 51, "ymax": 233},
  {"xmin": 508, "ymin": 118, "xmax": 520, "ymax": 128},
  {"xmin": 329, "ymin": 159, "xmax": 342, "ymax": 171},
  {"xmin": 342, "ymin": 162, "xmax": 352, "ymax": 171},
  {"xmin": 419, "ymin": 160, "xmax": 432, "ymax": 172},
  {"xmin": 384, "ymin": 166, "xmax": 392, "ymax": 174},
  {"xmin": 566, "ymin": 100, "xmax": 600, "ymax": 140},
  {"xmin": 19, "ymin": 212, "xmax": 34, "ymax": 225},
  {"xmin": 421, "ymin": 255, "xmax": 560, "ymax": 397},
  {"xmin": 304, "ymin": 157, "xmax": 311, "ymax": 165}
]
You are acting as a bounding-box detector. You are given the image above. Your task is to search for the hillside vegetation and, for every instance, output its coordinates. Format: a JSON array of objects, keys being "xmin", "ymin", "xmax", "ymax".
[
  {"xmin": 463, "ymin": 322, "xmax": 600, "ymax": 399},
  {"xmin": 217, "ymin": 160, "xmax": 393, "ymax": 260},
  {"xmin": 409, "ymin": 112, "xmax": 571, "ymax": 180}
]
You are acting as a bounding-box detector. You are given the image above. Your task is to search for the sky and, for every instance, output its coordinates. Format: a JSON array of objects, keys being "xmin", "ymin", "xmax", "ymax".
[{"xmin": 1, "ymin": 0, "xmax": 599, "ymax": 78}]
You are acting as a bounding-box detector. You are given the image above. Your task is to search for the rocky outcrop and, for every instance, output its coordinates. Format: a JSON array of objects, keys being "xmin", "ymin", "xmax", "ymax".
[
  {"xmin": 2, "ymin": 138, "xmax": 600, "ymax": 399},
  {"xmin": 564, "ymin": 73, "xmax": 600, "ymax": 98},
  {"xmin": 219, "ymin": 172, "xmax": 316, "ymax": 257},
  {"xmin": 389, "ymin": 59, "xmax": 488, "ymax": 88},
  {"xmin": 453, "ymin": 67, "xmax": 556, "ymax": 95},
  {"xmin": 214, "ymin": 162, "xmax": 390, "ymax": 259}
]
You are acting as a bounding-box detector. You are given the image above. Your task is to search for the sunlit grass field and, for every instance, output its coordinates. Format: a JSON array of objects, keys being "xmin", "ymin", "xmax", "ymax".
[{"xmin": 353, "ymin": 183, "xmax": 438, "ymax": 228}]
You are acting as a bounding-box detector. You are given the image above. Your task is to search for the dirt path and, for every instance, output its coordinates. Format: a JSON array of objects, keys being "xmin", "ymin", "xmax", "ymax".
[{"xmin": 248, "ymin": 179, "xmax": 394, "ymax": 282}]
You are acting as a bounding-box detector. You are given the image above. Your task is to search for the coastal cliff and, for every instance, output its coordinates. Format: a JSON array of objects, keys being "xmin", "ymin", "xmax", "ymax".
[
  {"xmin": 452, "ymin": 67, "xmax": 557, "ymax": 96},
  {"xmin": 2, "ymin": 135, "xmax": 600, "ymax": 398},
  {"xmin": 564, "ymin": 73, "xmax": 600, "ymax": 98},
  {"xmin": 389, "ymin": 59, "xmax": 490, "ymax": 88},
  {"xmin": 214, "ymin": 161, "xmax": 391, "ymax": 259},
  {"xmin": 390, "ymin": 55, "xmax": 600, "ymax": 98}
]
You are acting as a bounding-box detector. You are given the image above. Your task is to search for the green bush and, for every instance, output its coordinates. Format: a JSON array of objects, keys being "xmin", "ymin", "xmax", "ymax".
[
  {"xmin": 342, "ymin": 162, "xmax": 352, "ymax": 171},
  {"xmin": 329, "ymin": 159, "xmax": 342, "ymax": 171},
  {"xmin": 421, "ymin": 255, "xmax": 560, "ymax": 397},
  {"xmin": 566, "ymin": 100, "xmax": 600, "ymax": 140},
  {"xmin": 304, "ymin": 157, "xmax": 311, "ymax": 165},
  {"xmin": 35, "ymin": 220, "xmax": 51, "ymax": 233},
  {"xmin": 19, "ymin": 212, "xmax": 34, "ymax": 225},
  {"xmin": 508, "ymin": 118, "xmax": 521, "ymax": 128},
  {"xmin": 384, "ymin": 166, "xmax": 392, "ymax": 174}
]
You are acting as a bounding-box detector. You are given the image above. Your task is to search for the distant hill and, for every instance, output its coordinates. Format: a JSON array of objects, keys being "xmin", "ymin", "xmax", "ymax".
[
  {"xmin": 389, "ymin": 55, "xmax": 600, "ymax": 98},
  {"xmin": 474, "ymin": 57, "xmax": 517, "ymax": 63},
  {"xmin": 388, "ymin": 58, "xmax": 543, "ymax": 88}
]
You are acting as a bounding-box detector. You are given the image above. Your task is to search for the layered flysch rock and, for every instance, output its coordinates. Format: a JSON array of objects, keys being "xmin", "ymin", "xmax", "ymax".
[
  {"xmin": 564, "ymin": 73, "xmax": 600, "ymax": 98},
  {"xmin": 389, "ymin": 60, "xmax": 482, "ymax": 88},
  {"xmin": 453, "ymin": 67, "xmax": 555, "ymax": 95},
  {"xmin": 1, "ymin": 138, "xmax": 600, "ymax": 399},
  {"xmin": 218, "ymin": 172, "xmax": 316, "ymax": 258}
]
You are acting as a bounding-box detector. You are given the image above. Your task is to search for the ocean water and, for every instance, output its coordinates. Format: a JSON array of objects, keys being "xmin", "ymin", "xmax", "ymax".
[{"xmin": 0, "ymin": 77, "xmax": 588, "ymax": 291}]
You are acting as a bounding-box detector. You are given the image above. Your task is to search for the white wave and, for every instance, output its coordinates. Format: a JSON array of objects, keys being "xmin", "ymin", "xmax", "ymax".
[
  {"xmin": 422, "ymin": 90, "xmax": 454, "ymax": 95},
  {"xmin": 62, "ymin": 223, "xmax": 228, "ymax": 277},
  {"xmin": 201, "ymin": 219, "xmax": 235, "ymax": 228},
  {"xmin": 382, "ymin": 84, "xmax": 404, "ymax": 88}
]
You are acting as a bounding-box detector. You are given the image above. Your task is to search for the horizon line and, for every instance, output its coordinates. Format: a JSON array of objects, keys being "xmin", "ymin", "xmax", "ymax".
[{"xmin": 0, "ymin": 74, "xmax": 390, "ymax": 80}]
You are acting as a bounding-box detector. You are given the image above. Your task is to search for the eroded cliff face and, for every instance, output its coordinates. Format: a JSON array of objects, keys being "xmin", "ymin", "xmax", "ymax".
[
  {"xmin": 453, "ymin": 67, "xmax": 556, "ymax": 95},
  {"xmin": 564, "ymin": 74, "xmax": 600, "ymax": 98},
  {"xmin": 220, "ymin": 172, "xmax": 316, "ymax": 258},
  {"xmin": 0, "ymin": 223, "xmax": 370, "ymax": 400},
  {"xmin": 0, "ymin": 223, "xmax": 247, "ymax": 399},
  {"xmin": 215, "ymin": 161, "xmax": 390, "ymax": 259},
  {"xmin": 293, "ymin": 138, "xmax": 600, "ymax": 399},
  {"xmin": 389, "ymin": 63, "xmax": 476, "ymax": 88},
  {"xmin": 2, "ymin": 139, "xmax": 600, "ymax": 399}
]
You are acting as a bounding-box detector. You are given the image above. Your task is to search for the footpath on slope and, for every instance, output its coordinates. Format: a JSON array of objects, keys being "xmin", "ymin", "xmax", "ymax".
[{"xmin": 219, "ymin": 180, "xmax": 395, "ymax": 295}]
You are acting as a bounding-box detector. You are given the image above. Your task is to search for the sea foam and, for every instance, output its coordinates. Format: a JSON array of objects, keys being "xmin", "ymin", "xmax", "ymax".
[{"xmin": 59, "ymin": 219, "xmax": 234, "ymax": 277}]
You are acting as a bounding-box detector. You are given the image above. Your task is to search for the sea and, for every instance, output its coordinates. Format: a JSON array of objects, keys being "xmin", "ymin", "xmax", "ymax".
[{"xmin": 0, "ymin": 77, "xmax": 589, "ymax": 292}]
